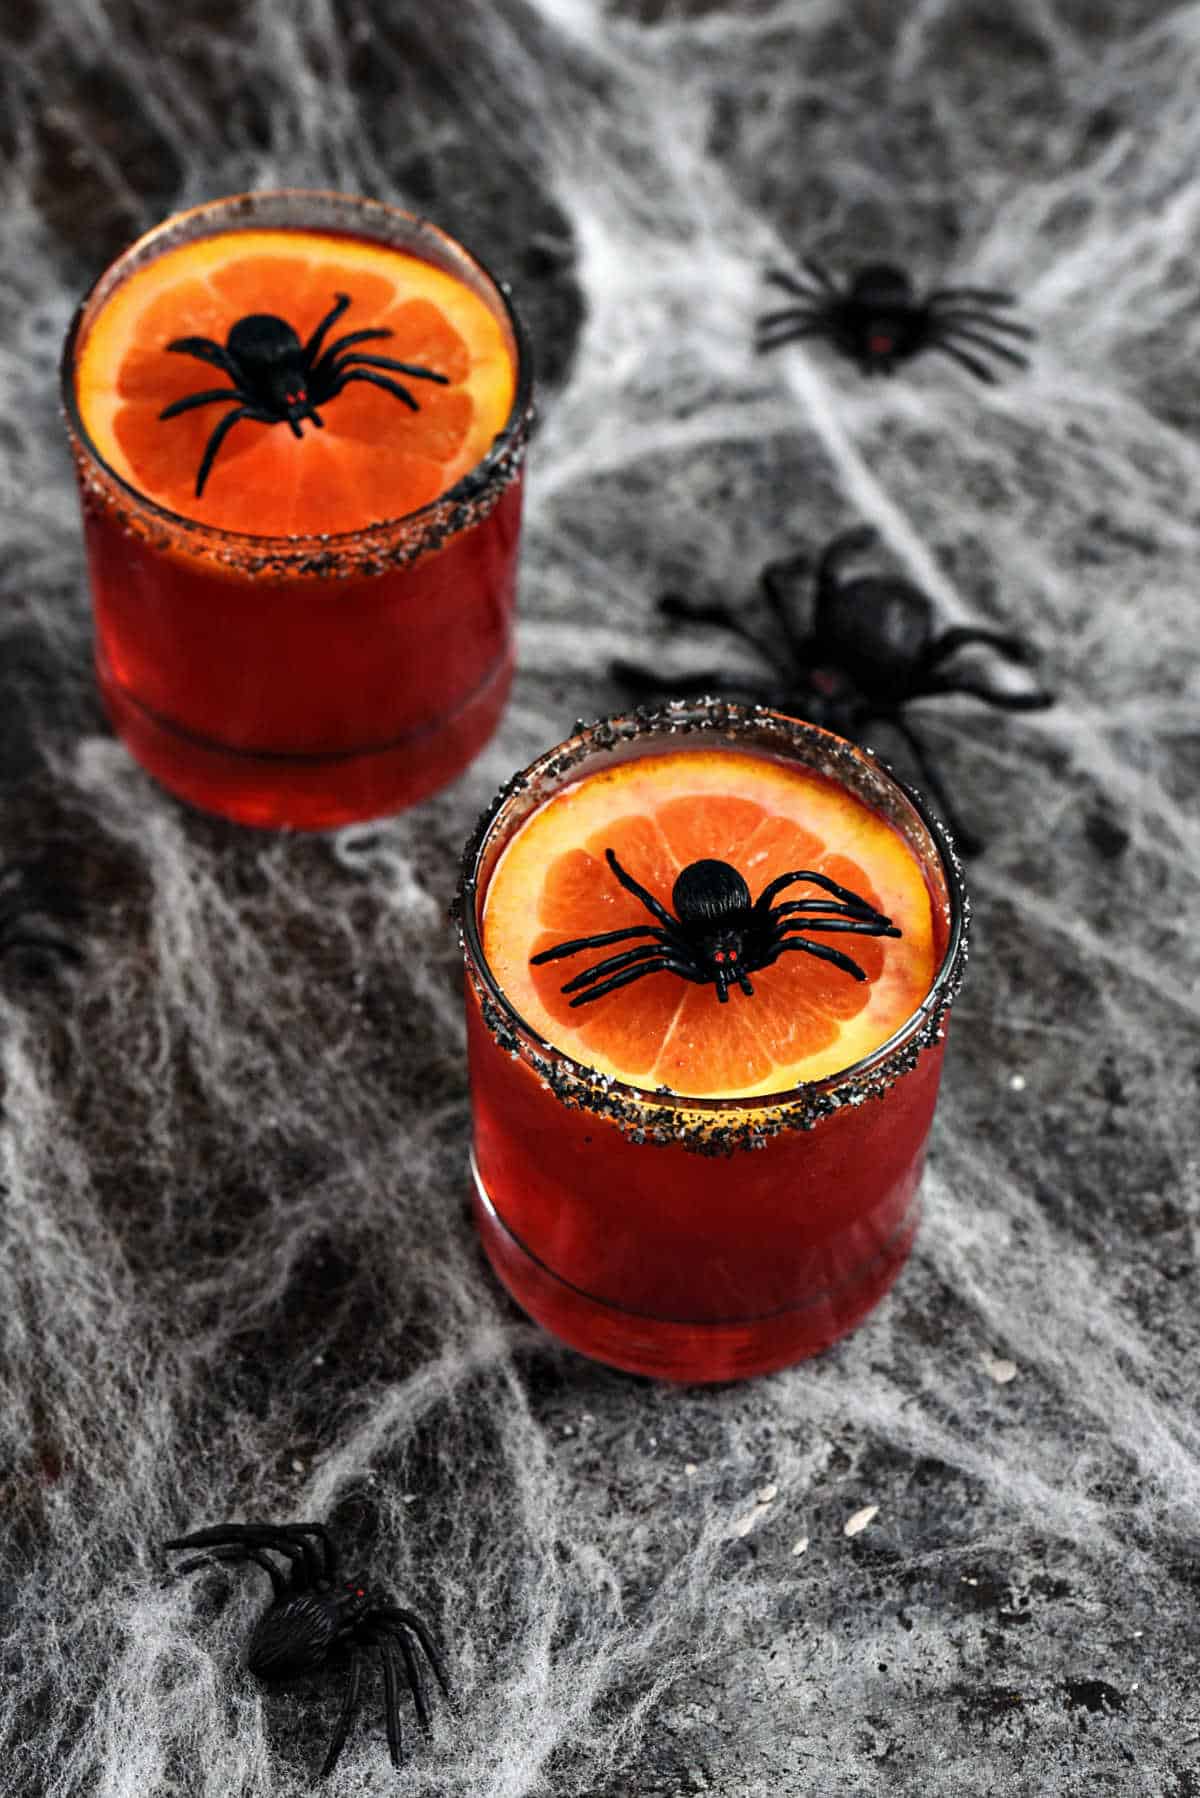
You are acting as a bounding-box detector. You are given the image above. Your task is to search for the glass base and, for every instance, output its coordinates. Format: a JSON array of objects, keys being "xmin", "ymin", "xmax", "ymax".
[
  {"xmin": 97, "ymin": 645, "xmax": 513, "ymax": 830},
  {"xmin": 472, "ymin": 1153, "xmax": 919, "ymax": 1382}
]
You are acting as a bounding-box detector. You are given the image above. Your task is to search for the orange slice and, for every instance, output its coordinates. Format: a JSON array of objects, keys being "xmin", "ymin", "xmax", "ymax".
[
  {"xmin": 74, "ymin": 228, "xmax": 517, "ymax": 537},
  {"xmin": 483, "ymin": 749, "xmax": 938, "ymax": 1099}
]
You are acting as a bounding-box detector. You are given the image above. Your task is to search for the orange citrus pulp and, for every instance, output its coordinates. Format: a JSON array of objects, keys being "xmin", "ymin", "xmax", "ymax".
[
  {"xmin": 75, "ymin": 228, "xmax": 516, "ymax": 537},
  {"xmin": 483, "ymin": 749, "xmax": 938, "ymax": 1099}
]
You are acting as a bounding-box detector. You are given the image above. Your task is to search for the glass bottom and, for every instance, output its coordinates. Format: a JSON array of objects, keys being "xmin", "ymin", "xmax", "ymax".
[
  {"xmin": 96, "ymin": 643, "xmax": 513, "ymax": 829},
  {"xmin": 471, "ymin": 1153, "xmax": 919, "ymax": 1382}
]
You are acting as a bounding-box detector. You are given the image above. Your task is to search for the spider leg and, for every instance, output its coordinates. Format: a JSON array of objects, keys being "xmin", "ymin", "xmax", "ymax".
[
  {"xmin": 531, "ymin": 924, "xmax": 664, "ymax": 965},
  {"xmin": 775, "ymin": 915, "xmax": 900, "ymax": 939},
  {"xmin": 561, "ymin": 941, "xmax": 681, "ymax": 994},
  {"xmin": 169, "ymin": 1543, "xmax": 287, "ymax": 1599},
  {"xmin": 802, "ymin": 256, "xmax": 838, "ymax": 290},
  {"xmin": 567, "ymin": 956, "xmax": 697, "ymax": 1006},
  {"xmin": 324, "ymin": 369, "xmax": 420, "ymax": 410},
  {"xmin": 375, "ymin": 1634, "xmax": 405, "ymax": 1766},
  {"xmin": 928, "ymin": 308, "xmax": 1035, "ymax": 340},
  {"xmin": 924, "ymin": 286, "xmax": 1018, "ymax": 308},
  {"xmin": 773, "ymin": 899, "xmax": 895, "ymax": 927},
  {"xmin": 863, "ymin": 711, "xmax": 982, "ymax": 856},
  {"xmin": 164, "ymin": 1523, "xmax": 290, "ymax": 1553},
  {"xmin": 754, "ymin": 868, "xmax": 883, "ymax": 913},
  {"xmin": 320, "ymin": 325, "xmax": 393, "ymax": 359},
  {"xmin": 611, "ymin": 663, "xmax": 768, "ymax": 703},
  {"xmin": 921, "ymin": 625, "xmax": 1037, "ymax": 669},
  {"xmin": 911, "ymin": 672, "xmax": 1054, "ymax": 710},
  {"xmin": 328, "ymin": 352, "xmax": 449, "ymax": 385},
  {"xmin": 165, "ymin": 1523, "xmax": 320, "ymax": 1587},
  {"xmin": 266, "ymin": 1523, "xmax": 333, "ymax": 1586},
  {"xmin": 764, "ymin": 266, "xmax": 831, "ymax": 301},
  {"xmin": 193, "ymin": 406, "xmax": 276, "ymax": 497},
  {"xmin": 285, "ymin": 1521, "xmax": 339, "ymax": 1581},
  {"xmin": 166, "ymin": 336, "xmax": 240, "ymax": 377},
  {"xmin": 319, "ymin": 1644, "xmax": 365, "ymax": 1779},
  {"xmin": 656, "ymin": 594, "xmax": 737, "ymax": 629},
  {"xmin": 604, "ymin": 848, "xmax": 679, "ymax": 932},
  {"xmin": 377, "ymin": 1607, "xmax": 452, "ymax": 1704},
  {"xmin": 926, "ymin": 340, "xmax": 1000, "ymax": 386},
  {"xmin": 769, "ymin": 897, "xmax": 880, "ymax": 921},
  {"xmin": 303, "ymin": 293, "xmax": 352, "ymax": 366},
  {"xmin": 158, "ymin": 387, "xmax": 241, "ymax": 420},
  {"xmin": 609, "ymin": 661, "xmax": 675, "ymax": 698},
  {"xmin": 658, "ymin": 589, "xmax": 767, "ymax": 654},
  {"xmin": 815, "ymin": 525, "xmax": 878, "ymax": 599},
  {"xmin": 759, "ymin": 552, "xmax": 818, "ymax": 663},
  {"xmin": 383, "ymin": 1626, "xmax": 433, "ymax": 1733},
  {"xmin": 761, "ymin": 936, "xmax": 870, "ymax": 981},
  {"xmin": 308, "ymin": 333, "xmax": 403, "ymax": 392},
  {"xmin": 754, "ymin": 320, "xmax": 829, "ymax": 354},
  {"xmin": 936, "ymin": 324, "xmax": 1029, "ymax": 370},
  {"xmin": 0, "ymin": 930, "xmax": 84, "ymax": 965},
  {"xmin": 755, "ymin": 305, "xmax": 822, "ymax": 330}
]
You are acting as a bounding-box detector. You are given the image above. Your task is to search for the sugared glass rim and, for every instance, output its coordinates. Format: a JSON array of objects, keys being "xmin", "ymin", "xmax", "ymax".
[
  {"xmin": 59, "ymin": 188, "xmax": 534, "ymax": 577},
  {"xmin": 455, "ymin": 698, "xmax": 970, "ymax": 1153}
]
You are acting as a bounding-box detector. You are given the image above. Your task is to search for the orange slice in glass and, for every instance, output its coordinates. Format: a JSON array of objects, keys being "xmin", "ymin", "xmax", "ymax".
[
  {"xmin": 483, "ymin": 749, "xmax": 938, "ymax": 1099},
  {"xmin": 74, "ymin": 228, "xmax": 516, "ymax": 537}
]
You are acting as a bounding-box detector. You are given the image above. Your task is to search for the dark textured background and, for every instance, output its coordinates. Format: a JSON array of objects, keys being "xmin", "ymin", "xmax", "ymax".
[{"xmin": 2, "ymin": 2, "xmax": 1198, "ymax": 1794}]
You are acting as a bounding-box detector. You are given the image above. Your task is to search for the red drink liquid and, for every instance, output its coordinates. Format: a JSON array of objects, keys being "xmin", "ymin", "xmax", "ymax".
[
  {"xmin": 61, "ymin": 193, "xmax": 532, "ymax": 830},
  {"xmin": 458, "ymin": 704, "xmax": 967, "ymax": 1382}
]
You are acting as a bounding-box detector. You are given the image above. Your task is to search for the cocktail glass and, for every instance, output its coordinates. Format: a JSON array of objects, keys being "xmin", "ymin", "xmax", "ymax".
[
  {"xmin": 456, "ymin": 699, "xmax": 968, "ymax": 1382},
  {"xmin": 60, "ymin": 190, "xmax": 533, "ymax": 830}
]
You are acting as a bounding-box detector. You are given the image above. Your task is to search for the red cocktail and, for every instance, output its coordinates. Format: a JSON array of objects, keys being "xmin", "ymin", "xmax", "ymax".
[
  {"xmin": 61, "ymin": 191, "xmax": 532, "ymax": 829},
  {"xmin": 457, "ymin": 701, "xmax": 968, "ymax": 1382}
]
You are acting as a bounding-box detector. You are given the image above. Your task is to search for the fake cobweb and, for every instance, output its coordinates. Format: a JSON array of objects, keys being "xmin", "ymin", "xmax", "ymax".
[{"xmin": 1, "ymin": 1, "xmax": 1198, "ymax": 1793}]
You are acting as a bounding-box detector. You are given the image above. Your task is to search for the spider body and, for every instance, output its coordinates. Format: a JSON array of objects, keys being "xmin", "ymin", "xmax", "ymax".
[
  {"xmin": 756, "ymin": 259, "xmax": 1034, "ymax": 383},
  {"xmin": 165, "ymin": 1520, "xmax": 448, "ymax": 1778},
  {"xmin": 160, "ymin": 292, "xmax": 450, "ymax": 497},
  {"xmin": 532, "ymin": 847, "xmax": 899, "ymax": 1006},
  {"xmin": 612, "ymin": 527, "xmax": 1054, "ymax": 855},
  {"xmin": 247, "ymin": 1585, "xmax": 371, "ymax": 1679},
  {"xmin": 810, "ymin": 546, "xmax": 953, "ymax": 706}
]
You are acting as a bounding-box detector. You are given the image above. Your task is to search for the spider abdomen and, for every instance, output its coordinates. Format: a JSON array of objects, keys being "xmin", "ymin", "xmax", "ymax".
[
  {"xmin": 672, "ymin": 859, "xmax": 752, "ymax": 925},
  {"xmin": 817, "ymin": 577, "xmax": 935, "ymax": 698},
  {"xmin": 227, "ymin": 313, "xmax": 303, "ymax": 364},
  {"xmin": 849, "ymin": 265, "xmax": 914, "ymax": 308},
  {"xmin": 248, "ymin": 1592, "xmax": 341, "ymax": 1679}
]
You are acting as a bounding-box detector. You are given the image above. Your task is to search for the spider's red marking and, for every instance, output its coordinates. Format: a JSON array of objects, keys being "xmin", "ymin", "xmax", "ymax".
[
  {"xmin": 714, "ymin": 951, "xmax": 726, "ymax": 963},
  {"xmin": 868, "ymin": 334, "xmax": 894, "ymax": 356}
]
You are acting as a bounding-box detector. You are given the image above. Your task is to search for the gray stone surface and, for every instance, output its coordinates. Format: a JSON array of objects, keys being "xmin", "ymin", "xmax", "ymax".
[{"xmin": 1, "ymin": 2, "xmax": 1197, "ymax": 1794}]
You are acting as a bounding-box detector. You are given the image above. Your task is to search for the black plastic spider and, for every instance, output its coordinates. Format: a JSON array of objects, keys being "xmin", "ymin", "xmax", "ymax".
[
  {"xmin": 531, "ymin": 847, "xmax": 899, "ymax": 1006},
  {"xmin": 755, "ymin": 259, "xmax": 1034, "ymax": 383},
  {"xmin": 164, "ymin": 1519, "xmax": 449, "ymax": 1779},
  {"xmin": 0, "ymin": 860, "xmax": 84, "ymax": 971},
  {"xmin": 159, "ymin": 292, "xmax": 450, "ymax": 497},
  {"xmin": 613, "ymin": 527, "xmax": 1054, "ymax": 855}
]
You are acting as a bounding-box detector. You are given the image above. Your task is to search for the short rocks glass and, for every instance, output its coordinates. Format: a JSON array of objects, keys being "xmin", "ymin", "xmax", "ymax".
[
  {"xmin": 456, "ymin": 700, "xmax": 968, "ymax": 1382},
  {"xmin": 61, "ymin": 190, "xmax": 533, "ymax": 829}
]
